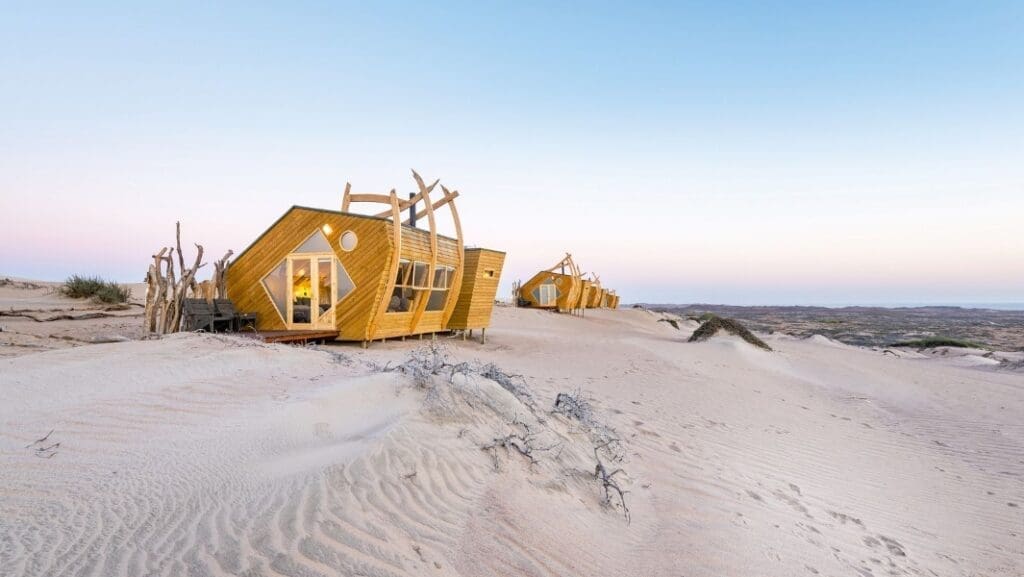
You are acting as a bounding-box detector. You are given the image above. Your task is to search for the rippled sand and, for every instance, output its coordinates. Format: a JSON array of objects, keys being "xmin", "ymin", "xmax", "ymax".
[{"xmin": 2, "ymin": 308, "xmax": 1021, "ymax": 576}]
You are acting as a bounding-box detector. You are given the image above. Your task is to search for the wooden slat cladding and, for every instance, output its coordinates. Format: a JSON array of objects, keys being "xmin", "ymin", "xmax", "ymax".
[
  {"xmin": 371, "ymin": 223, "xmax": 460, "ymax": 338},
  {"xmin": 449, "ymin": 249, "xmax": 505, "ymax": 330},
  {"xmin": 586, "ymin": 282, "xmax": 603, "ymax": 307},
  {"xmin": 577, "ymin": 281, "xmax": 593, "ymax": 309},
  {"xmin": 518, "ymin": 254, "xmax": 582, "ymax": 312},
  {"xmin": 226, "ymin": 207, "xmax": 393, "ymax": 341},
  {"xmin": 520, "ymin": 271, "xmax": 578, "ymax": 310},
  {"xmin": 227, "ymin": 204, "xmax": 502, "ymax": 343}
]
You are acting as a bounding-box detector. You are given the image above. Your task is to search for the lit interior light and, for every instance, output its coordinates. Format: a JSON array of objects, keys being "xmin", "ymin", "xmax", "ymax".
[{"xmin": 321, "ymin": 224, "xmax": 333, "ymax": 235}]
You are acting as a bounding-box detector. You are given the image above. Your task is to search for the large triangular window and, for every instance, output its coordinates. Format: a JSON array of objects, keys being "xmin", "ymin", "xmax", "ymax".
[
  {"xmin": 261, "ymin": 261, "xmax": 288, "ymax": 322},
  {"xmin": 335, "ymin": 258, "xmax": 354, "ymax": 302},
  {"xmin": 294, "ymin": 230, "xmax": 332, "ymax": 253}
]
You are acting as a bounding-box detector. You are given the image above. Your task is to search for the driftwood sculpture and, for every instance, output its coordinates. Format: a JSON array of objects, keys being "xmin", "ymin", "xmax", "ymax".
[{"xmin": 143, "ymin": 222, "xmax": 231, "ymax": 335}]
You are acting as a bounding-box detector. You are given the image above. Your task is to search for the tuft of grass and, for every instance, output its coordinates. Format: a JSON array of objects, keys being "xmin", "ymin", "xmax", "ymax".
[
  {"xmin": 888, "ymin": 337, "xmax": 986, "ymax": 350},
  {"xmin": 688, "ymin": 314, "xmax": 772, "ymax": 351},
  {"xmin": 60, "ymin": 275, "xmax": 131, "ymax": 304},
  {"xmin": 658, "ymin": 318, "xmax": 680, "ymax": 330}
]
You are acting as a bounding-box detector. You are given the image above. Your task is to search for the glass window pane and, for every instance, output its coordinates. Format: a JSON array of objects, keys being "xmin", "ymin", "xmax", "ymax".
[
  {"xmin": 395, "ymin": 260, "xmax": 411, "ymax": 286},
  {"xmin": 412, "ymin": 262, "xmax": 428, "ymax": 288},
  {"xmin": 317, "ymin": 257, "xmax": 332, "ymax": 319},
  {"xmin": 388, "ymin": 287, "xmax": 413, "ymax": 312},
  {"xmin": 291, "ymin": 258, "xmax": 312, "ymax": 324},
  {"xmin": 261, "ymin": 261, "xmax": 288, "ymax": 321},
  {"xmin": 426, "ymin": 289, "xmax": 446, "ymax": 311},
  {"xmin": 295, "ymin": 230, "xmax": 332, "ymax": 253},
  {"xmin": 432, "ymin": 266, "xmax": 447, "ymax": 288},
  {"xmin": 335, "ymin": 258, "xmax": 354, "ymax": 302},
  {"xmin": 532, "ymin": 283, "xmax": 558, "ymax": 306}
]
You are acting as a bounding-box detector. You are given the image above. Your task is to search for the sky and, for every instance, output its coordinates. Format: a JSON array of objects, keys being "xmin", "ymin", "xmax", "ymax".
[{"xmin": 1, "ymin": 1, "xmax": 1022, "ymax": 305}]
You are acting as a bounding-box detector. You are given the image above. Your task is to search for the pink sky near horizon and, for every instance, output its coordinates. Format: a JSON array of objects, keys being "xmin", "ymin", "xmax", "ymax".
[{"xmin": 3, "ymin": 164, "xmax": 1021, "ymax": 305}]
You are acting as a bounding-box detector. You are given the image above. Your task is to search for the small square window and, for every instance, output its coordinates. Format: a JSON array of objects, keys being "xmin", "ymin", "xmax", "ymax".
[{"xmin": 411, "ymin": 262, "xmax": 429, "ymax": 288}]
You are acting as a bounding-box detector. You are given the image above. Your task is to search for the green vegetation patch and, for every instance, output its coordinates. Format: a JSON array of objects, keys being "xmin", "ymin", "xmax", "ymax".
[
  {"xmin": 887, "ymin": 337, "xmax": 987, "ymax": 350},
  {"xmin": 658, "ymin": 318, "xmax": 680, "ymax": 330},
  {"xmin": 689, "ymin": 314, "xmax": 772, "ymax": 351},
  {"xmin": 61, "ymin": 275, "xmax": 132, "ymax": 304}
]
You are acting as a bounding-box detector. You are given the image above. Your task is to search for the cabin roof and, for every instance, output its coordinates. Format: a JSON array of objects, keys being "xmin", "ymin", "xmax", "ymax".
[{"xmin": 232, "ymin": 205, "xmax": 474, "ymax": 264}]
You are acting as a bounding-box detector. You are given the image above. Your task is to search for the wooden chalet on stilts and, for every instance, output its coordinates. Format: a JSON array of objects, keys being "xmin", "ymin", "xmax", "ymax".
[{"xmin": 226, "ymin": 170, "xmax": 504, "ymax": 346}]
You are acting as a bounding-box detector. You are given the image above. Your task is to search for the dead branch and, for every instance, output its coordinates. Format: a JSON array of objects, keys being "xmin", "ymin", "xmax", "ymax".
[
  {"xmin": 482, "ymin": 432, "xmax": 538, "ymax": 469},
  {"xmin": 213, "ymin": 249, "xmax": 233, "ymax": 299},
  {"xmin": 25, "ymin": 429, "xmax": 54, "ymax": 448},
  {"xmin": 594, "ymin": 446, "xmax": 630, "ymax": 524},
  {"xmin": 144, "ymin": 223, "xmax": 220, "ymax": 335},
  {"xmin": 0, "ymin": 311, "xmax": 141, "ymax": 322}
]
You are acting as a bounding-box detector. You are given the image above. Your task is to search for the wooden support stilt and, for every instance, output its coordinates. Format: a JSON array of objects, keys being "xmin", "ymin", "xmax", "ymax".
[
  {"xmin": 481, "ymin": 328, "xmax": 487, "ymax": 344},
  {"xmin": 361, "ymin": 341, "xmax": 368, "ymax": 349}
]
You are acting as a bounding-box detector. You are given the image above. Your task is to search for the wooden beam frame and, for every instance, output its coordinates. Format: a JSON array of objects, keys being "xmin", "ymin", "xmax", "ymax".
[
  {"xmin": 408, "ymin": 170, "xmax": 439, "ymax": 334},
  {"xmin": 367, "ymin": 189, "xmax": 402, "ymax": 340},
  {"xmin": 439, "ymin": 185, "xmax": 464, "ymax": 327},
  {"xmin": 339, "ymin": 170, "xmax": 465, "ymax": 338}
]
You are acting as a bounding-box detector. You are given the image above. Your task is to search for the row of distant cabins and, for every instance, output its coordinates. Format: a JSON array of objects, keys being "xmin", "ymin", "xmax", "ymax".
[
  {"xmin": 224, "ymin": 171, "xmax": 619, "ymax": 346},
  {"xmin": 514, "ymin": 253, "xmax": 620, "ymax": 313}
]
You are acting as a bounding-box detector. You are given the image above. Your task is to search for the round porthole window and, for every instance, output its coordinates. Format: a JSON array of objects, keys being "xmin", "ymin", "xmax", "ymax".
[{"xmin": 340, "ymin": 231, "xmax": 358, "ymax": 252}]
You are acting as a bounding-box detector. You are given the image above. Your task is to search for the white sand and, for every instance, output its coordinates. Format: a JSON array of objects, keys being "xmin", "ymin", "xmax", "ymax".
[
  {"xmin": 1, "ymin": 306, "xmax": 1021, "ymax": 576},
  {"xmin": 0, "ymin": 280, "xmax": 147, "ymax": 356}
]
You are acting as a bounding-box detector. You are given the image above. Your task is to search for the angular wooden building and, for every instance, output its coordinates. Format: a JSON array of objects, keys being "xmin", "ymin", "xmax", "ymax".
[
  {"xmin": 575, "ymin": 279, "xmax": 593, "ymax": 311},
  {"xmin": 517, "ymin": 254, "xmax": 583, "ymax": 313},
  {"xmin": 584, "ymin": 276, "xmax": 603, "ymax": 308},
  {"xmin": 448, "ymin": 248, "xmax": 505, "ymax": 342},
  {"xmin": 607, "ymin": 291, "xmax": 620, "ymax": 309},
  {"xmin": 226, "ymin": 171, "xmax": 504, "ymax": 345}
]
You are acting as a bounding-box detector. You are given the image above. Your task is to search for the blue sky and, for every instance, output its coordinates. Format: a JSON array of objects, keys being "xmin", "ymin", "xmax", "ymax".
[{"xmin": 2, "ymin": 1, "xmax": 1022, "ymax": 304}]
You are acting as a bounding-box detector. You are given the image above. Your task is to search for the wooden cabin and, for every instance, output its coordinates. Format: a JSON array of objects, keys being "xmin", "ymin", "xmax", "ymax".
[
  {"xmin": 448, "ymin": 248, "xmax": 505, "ymax": 341},
  {"xmin": 576, "ymin": 280, "xmax": 593, "ymax": 311},
  {"xmin": 608, "ymin": 291, "xmax": 620, "ymax": 309},
  {"xmin": 226, "ymin": 171, "xmax": 504, "ymax": 345},
  {"xmin": 517, "ymin": 254, "xmax": 583, "ymax": 313},
  {"xmin": 584, "ymin": 277, "xmax": 603, "ymax": 308}
]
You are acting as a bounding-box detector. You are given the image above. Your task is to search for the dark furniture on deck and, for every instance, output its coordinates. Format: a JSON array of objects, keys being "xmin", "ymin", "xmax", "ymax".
[{"xmin": 182, "ymin": 298, "xmax": 257, "ymax": 333}]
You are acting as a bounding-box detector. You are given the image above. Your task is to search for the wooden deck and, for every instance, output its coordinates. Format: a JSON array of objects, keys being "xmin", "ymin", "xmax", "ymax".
[{"xmin": 238, "ymin": 329, "xmax": 339, "ymax": 344}]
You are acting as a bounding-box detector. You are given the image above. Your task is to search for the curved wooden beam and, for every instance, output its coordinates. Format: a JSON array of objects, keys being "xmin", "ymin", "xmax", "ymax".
[
  {"xmin": 408, "ymin": 171, "xmax": 438, "ymax": 334},
  {"xmin": 341, "ymin": 182, "xmax": 352, "ymax": 212},
  {"xmin": 368, "ymin": 189, "xmax": 402, "ymax": 340},
  {"xmin": 399, "ymin": 189, "xmax": 460, "ymax": 225},
  {"xmin": 346, "ymin": 193, "xmax": 395, "ymax": 205},
  {"xmin": 439, "ymin": 185, "xmax": 464, "ymax": 327}
]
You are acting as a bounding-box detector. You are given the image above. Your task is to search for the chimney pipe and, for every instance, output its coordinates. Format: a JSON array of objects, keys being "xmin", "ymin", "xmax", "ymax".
[{"xmin": 408, "ymin": 192, "xmax": 416, "ymax": 227}]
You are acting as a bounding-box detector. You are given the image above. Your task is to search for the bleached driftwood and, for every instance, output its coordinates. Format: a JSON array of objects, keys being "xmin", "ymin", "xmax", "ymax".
[
  {"xmin": 213, "ymin": 250, "xmax": 233, "ymax": 299},
  {"xmin": 144, "ymin": 222, "xmax": 220, "ymax": 336}
]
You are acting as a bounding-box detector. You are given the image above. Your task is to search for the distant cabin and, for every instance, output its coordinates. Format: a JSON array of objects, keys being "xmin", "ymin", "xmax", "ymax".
[
  {"xmin": 585, "ymin": 280, "xmax": 604, "ymax": 308},
  {"xmin": 517, "ymin": 254, "xmax": 583, "ymax": 313},
  {"xmin": 226, "ymin": 173, "xmax": 504, "ymax": 345},
  {"xmin": 576, "ymin": 280, "xmax": 593, "ymax": 310}
]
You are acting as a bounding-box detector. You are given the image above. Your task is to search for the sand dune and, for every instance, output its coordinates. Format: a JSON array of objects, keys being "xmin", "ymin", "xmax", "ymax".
[{"xmin": 1, "ymin": 307, "xmax": 1021, "ymax": 576}]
